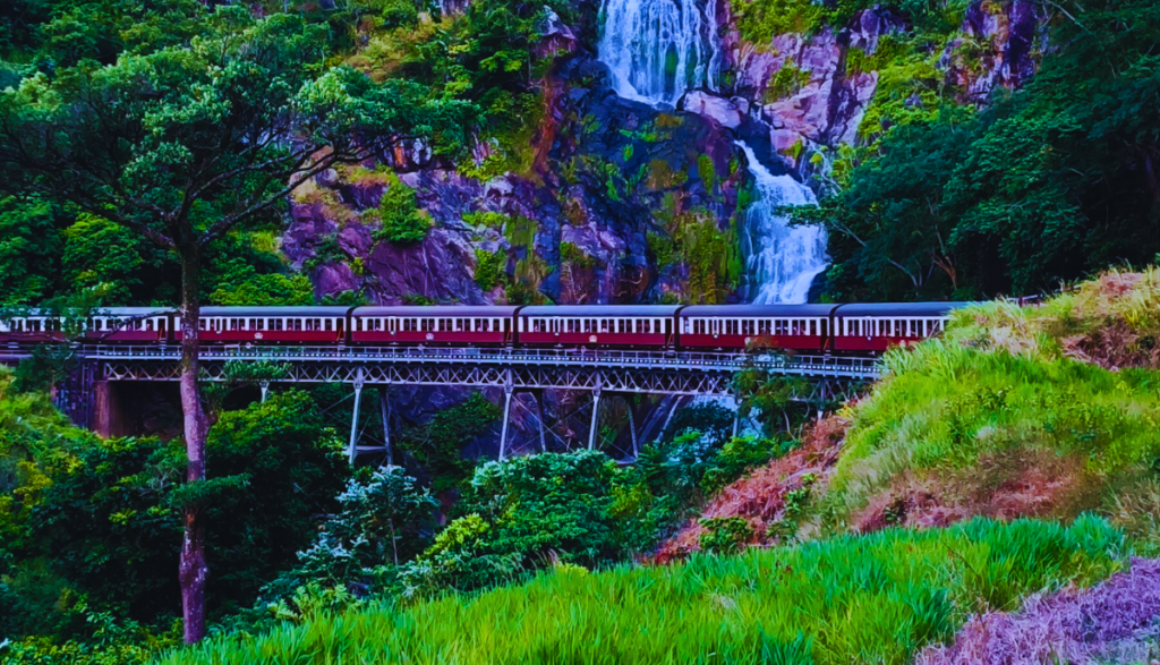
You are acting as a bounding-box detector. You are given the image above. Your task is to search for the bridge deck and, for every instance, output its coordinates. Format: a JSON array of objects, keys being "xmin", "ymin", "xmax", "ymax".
[{"xmin": 3, "ymin": 344, "xmax": 880, "ymax": 380}]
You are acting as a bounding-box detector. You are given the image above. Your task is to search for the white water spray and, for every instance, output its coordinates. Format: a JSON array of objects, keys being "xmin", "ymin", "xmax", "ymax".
[
  {"xmin": 598, "ymin": 0, "xmax": 721, "ymax": 107},
  {"xmin": 735, "ymin": 141, "xmax": 827, "ymax": 304}
]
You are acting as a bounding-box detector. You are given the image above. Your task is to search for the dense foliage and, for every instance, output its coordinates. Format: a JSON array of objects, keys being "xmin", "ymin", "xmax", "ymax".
[
  {"xmin": 803, "ymin": 0, "xmax": 1160, "ymax": 300},
  {"xmin": 0, "ymin": 380, "xmax": 350, "ymax": 659}
]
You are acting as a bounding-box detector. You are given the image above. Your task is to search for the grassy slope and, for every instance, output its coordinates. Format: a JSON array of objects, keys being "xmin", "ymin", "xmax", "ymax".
[
  {"xmin": 160, "ymin": 518, "xmax": 1122, "ymax": 665},
  {"xmin": 819, "ymin": 269, "xmax": 1160, "ymax": 543}
]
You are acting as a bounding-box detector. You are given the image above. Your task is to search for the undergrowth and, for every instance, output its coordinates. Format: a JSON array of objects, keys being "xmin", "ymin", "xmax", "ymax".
[{"xmin": 157, "ymin": 516, "xmax": 1123, "ymax": 665}]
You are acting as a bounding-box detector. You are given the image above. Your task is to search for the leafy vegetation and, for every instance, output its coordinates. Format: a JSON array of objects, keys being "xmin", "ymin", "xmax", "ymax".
[
  {"xmin": 371, "ymin": 178, "xmax": 432, "ymax": 245},
  {"xmin": 160, "ymin": 516, "xmax": 1123, "ymax": 665},
  {"xmin": 799, "ymin": 0, "xmax": 1160, "ymax": 301},
  {"xmin": 0, "ymin": 377, "xmax": 350, "ymax": 660}
]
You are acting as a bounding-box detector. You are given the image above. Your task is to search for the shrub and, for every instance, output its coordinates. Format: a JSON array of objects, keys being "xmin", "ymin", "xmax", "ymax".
[
  {"xmin": 373, "ymin": 179, "xmax": 431, "ymax": 245},
  {"xmin": 472, "ymin": 248, "xmax": 507, "ymax": 291},
  {"xmin": 698, "ymin": 516, "xmax": 754, "ymax": 554}
]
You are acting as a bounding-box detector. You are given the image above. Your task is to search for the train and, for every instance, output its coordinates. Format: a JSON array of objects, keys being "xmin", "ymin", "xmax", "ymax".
[{"xmin": 0, "ymin": 303, "xmax": 967, "ymax": 354}]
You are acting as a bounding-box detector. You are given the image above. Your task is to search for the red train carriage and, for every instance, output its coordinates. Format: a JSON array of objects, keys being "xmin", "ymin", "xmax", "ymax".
[
  {"xmin": 349, "ymin": 306, "xmax": 519, "ymax": 345},
  {"xmin": 0, "ymin": 311, "xmax": 65, "ymax": 345},
  {"xmin": 830, "ymin": 302, "xmax": 966, "ymax": 353},
  {"xmin": 84, "ymin": 308, "xmax": 174, "ymax": 343},
  {"xmin": 2, "ymin": 308, "xmax": 173, "ymax": 344},
  {"xmin": 178, "ymin": 307, "xmax": 350, "ymax": 344},
  {"xmin": 678, "ymin": 305, "xmax": 836, "ymax": 352},
  {"xmin": 517, "ymin": 306, "xmax": 680, "ymax": 348}
]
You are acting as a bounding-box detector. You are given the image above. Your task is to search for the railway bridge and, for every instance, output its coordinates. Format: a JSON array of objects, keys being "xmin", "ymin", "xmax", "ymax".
[{"xmin": 2, "ymin": 343, "xmax": 878, "ymax": 462}]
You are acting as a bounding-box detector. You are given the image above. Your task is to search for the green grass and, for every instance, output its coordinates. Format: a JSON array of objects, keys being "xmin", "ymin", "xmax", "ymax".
[
  {"xmin": 819, "ymin": 269, "xmax": 1160, "ymax": 541},
  {"xmin": 158, "ymin": 517, "xmax": 1121, "ymax": 665}
]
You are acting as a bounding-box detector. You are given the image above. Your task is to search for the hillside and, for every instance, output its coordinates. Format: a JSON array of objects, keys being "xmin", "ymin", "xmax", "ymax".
[
  {"xmin": 656, "ymin": 269, "xmax": 1160, "ymax": 558},
  {"xmin": 127, "ymin": 269, "xmax": 1160, "ymax": 664}
]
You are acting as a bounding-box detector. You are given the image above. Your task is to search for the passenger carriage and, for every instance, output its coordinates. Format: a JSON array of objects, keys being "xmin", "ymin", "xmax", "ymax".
[
  {"xmin": 830, "ymin": 303, "xmax": 966, "ymax": 353},
  {"xmin": 350, "ymin": 306, "xmax": 518, "ymax": 345},
  {"xmin": 517, "ymin": 306, "xmax": 680, "ymax": 348},
  {"xmin": 1, "ymin": 307, "xmax": 173, "ymax": 344},
  {"xmin": 178, "ymin": 307, "xmax": 350, "ymax": 344},
  {"xmin": 84, "ymin": 308, "xmax": 174, "ymax": 343},
  {"xmin": 0, "ymin": 310, "xmax": 66, "ymax": 345},
  {"xmin": 678, "ymin": 305, "xmax": 836, "ymax": 352}
]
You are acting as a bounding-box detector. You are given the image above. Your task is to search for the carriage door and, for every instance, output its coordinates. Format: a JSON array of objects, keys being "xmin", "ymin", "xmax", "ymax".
[{"xmin": 710, "ymin": 319, "xmax": 722, "ymax": 337}]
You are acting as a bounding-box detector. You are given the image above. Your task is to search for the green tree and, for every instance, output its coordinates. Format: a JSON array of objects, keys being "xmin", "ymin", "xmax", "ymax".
[
  {"xmin": 373, "ymin": 178, "xmax": 431, "ymax": 245},
  {"xmin": 0, "ymin": 10, "xmax": 469, "ymax": 641},
  {"xmin": 201, "ymin": 391, "xmax": 348, "ymax": 614},
  {"xmin": 806, "ymin": 0, "xmax": 1160, "ymax": 300},
  {"xmin": 0, "ymin": 196, "xmax": 61, "ymax": 306},
  {"xmin": 1, "ymin": 382, "xmax": 349, "ymax": 641},
  {"xmin": 287, "ymin": 466, "xmax": 439, "ymax": 592}
]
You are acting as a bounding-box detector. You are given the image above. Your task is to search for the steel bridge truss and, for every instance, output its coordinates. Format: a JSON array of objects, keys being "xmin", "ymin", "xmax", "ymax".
[{"xmin": 31, "ymin": 345, "xmax": 877, "ymax": 462}]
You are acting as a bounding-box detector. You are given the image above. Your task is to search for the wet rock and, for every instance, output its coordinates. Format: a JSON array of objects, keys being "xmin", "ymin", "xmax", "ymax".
[{"xmin": 681, "ymin": 90, "xmax": 746, "ymax": 129}]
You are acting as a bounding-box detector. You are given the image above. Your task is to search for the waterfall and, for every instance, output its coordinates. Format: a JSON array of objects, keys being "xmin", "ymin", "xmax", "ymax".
[
  {"xmin": 598, "ymin": 0, "xmax": 720, "ymax": 107},
  {"xmin": 735, "ymin": 141, "xmax": 827, "ymax": 304}
]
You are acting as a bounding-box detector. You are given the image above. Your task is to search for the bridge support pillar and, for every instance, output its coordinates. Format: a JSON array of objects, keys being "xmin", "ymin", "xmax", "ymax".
[
  {"xmin": 348, "ymin": 373, "xmax": 364, "ymax": 465},
  {"xmin": 660, "ymin": 396, "xmax": 682, "ymax": 439},
  {"xmin": 92, "ymin": 380, "xmax": 127, "ymax": 438},
  {"xmin": 588, "ymin": 384, "xmax": 602, "ymax": 451},
  {"xmin": 379, "ymin": 387, "xmax": 392, "ymax": 465},
  {"xmin": 259, "ymin": 381, "xmax": 270, "ymax": 403},
  {"xmin": 535, "ymin": 390, "xmax": 547, "ymax": 453},
  {"xmin": 498, "ymin": 372, "xmax": 514, "ymax": 461},
  {"xmin": 626, "ymin": 398, "xmax": 638, "ymax": 459}
]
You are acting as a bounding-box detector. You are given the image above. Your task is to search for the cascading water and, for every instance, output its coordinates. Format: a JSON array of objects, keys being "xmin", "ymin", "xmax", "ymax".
[
  {"xmin": 598, "ymin": 0, "xmax": 720, "ymax": 106},
  {"xmin": 735, "ymin": 141, "xmax": 827, "ymax": 304},
  {"xmin": 596, "ymin": 0, "xmax": 826, "ymax": 302}
]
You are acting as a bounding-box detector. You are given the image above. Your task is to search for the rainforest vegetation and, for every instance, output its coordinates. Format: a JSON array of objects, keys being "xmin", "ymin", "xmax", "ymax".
[{"xmin": 1, "ymin": 0, "xmax": 1160, "ymax": 661}]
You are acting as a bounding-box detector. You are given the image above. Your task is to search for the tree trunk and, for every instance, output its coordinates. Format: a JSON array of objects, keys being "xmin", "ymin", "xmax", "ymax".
[{"xmin": 177, "ymin": 247, "xmax": 208, "ymax": 644}]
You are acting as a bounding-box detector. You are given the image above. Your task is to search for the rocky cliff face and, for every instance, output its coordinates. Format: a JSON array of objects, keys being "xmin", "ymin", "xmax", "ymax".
[
  {"xmin": 285, "ymin": 0, "xmax": 1047, "ymax": 454},
  {"xmin": 287, "ymin": 0, "xmax": 1046, "ymax": 309}
]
